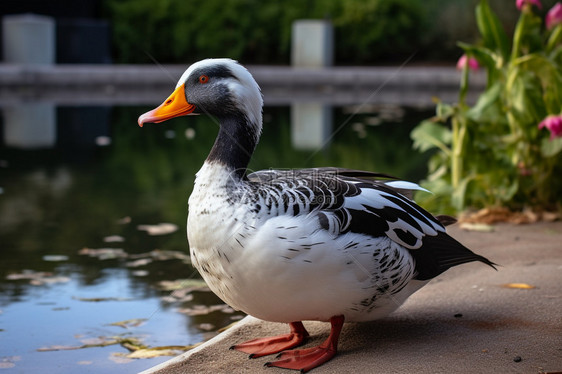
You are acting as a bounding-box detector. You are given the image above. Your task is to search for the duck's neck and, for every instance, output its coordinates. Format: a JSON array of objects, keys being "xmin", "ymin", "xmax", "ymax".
[{"xmin": 206, "ymin": 114, "xmax": 260, "ymax": 179}]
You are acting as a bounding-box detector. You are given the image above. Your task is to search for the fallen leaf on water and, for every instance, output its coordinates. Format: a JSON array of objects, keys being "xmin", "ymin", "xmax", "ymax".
[
  {"xmin": 38, "ymin": 332, "xmax": 197, "ymax": 361},
  {"xmin": 185, "ymin": 128, "xmax": 196, "ymax": 140},
  {"xmin": 39, "ymin": 335, "xmax": 144, "ymax": 352},
  {"xmin": 501, "ymin": 283, "xmax": 536, "ymax": 289},
  {"xmin": 126, "ymin": 348, "xmax": 179, "ymax": 358},
  {"xmin": 177, "ymin": 304, "xmax": 233, "ymax": 316},
  {"xmin": 38, "ymin": 337, "xmax": 121, "ymax": 351},
  {"xmin": 116, "ymin": 216, "xmax": 132, "ymax": 225},
  {"xmin": 6, "ymin": 270, "xmax": 70, "ymax": 286},
  {"xmin": 157, "ymin": 279, "xmax": 209, "ymax": 292},
  {"xmin": 42, "ymin": 255, "xmax": 69, "ymax": 262},
  {"xmin": 125, "ymin": 258, "xmax": 153, "ymax": 268},
  {"xmin": 119, "ymin": 338, "xmax": 148, "ymax": 352},
  {"xmin": 78, "ymin": 248, "xmax": 127, "ymax": 260},
  {"xmin": 131, "ymin": 270, "xmax": 149, "ymax": 277},
  {"xmin": 161, "ymin": 289, "xmax": 194, "ymax": 303},
  {"xmin": 0, "ymin": 356, "xmax": 21, "ymax": 369},
  {"xmin": 95, "ymin": 136, "xmax": 111, "ymax": 146},
  {"xmin": 197, "ymin": 323, "xmax": 215, "ymax": 331},
  {"xmin": 6, "ymin": 270, "xmax": 52, "ymax": 280},
  {"xmin": 137, "ymin": 223, "xmax": 178, "ymax": 236},
  {"xmin": 126, "ymin": 344, "xmax": 200, "ymax": 359},
  {"xmin": 128, "ymin": 249, "xmax": 191, "ymax": 264},
  {"xmin": 104, "ymin": 235, "xmax": 125, "ymax": 243},
  {"xmin": 73, "ymin": 296, "xmax": 133, "ymax": 302},
  {"xmin": 37, "ymin": 345, "xmax": 83, "ymax": 352},
  {"xmin": 150, "ymin": 249, "xmax": 190, "ymax": 262},
  {"xmin": 459, "ymin": 223, "xmax": 495, "ymax": 232},
  {"xmin": 108, "ymin": 353, "xmax": 133, "ymax": 364},
  {"xmin": 32, "ymin": 276, "xmax": 71, "ymax": 286},
  {"xmin": 119, "ymin": 337, "xmax": 146, "ymax": 349},
  {"xmin": 79, "ymin": 337, "xmax": 110, "ymax": 345},
  {"xmin": 108, "ymin": 318, "xmax": 147, "ymax": 329}
]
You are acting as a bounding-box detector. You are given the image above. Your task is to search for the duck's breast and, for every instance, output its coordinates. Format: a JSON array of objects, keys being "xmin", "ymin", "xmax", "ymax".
[{"xmin": 191, "ymin": 211, "xmax": 425, "ymax": 323}]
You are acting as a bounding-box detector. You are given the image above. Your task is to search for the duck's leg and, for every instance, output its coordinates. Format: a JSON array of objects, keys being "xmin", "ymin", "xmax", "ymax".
[
  {"xmin": 230, "ymin": 321, "xmax": 309, "ymax": 358},
  {"xmin": 264, "ymin": 315, "xmax": 344, "ymax": 373}
]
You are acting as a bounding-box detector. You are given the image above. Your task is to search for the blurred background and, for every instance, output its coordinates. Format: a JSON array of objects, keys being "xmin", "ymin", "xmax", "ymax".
[
  {"xmin": 0, "ymin": 0, "xmax": 559, "ymax": 373},
  {"xmin": 0, "ymin": 0, "xmax": 533, "ymax": 65}
]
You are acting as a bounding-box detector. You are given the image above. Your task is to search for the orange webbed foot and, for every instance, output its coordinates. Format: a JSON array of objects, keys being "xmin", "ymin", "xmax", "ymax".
[
  {"xmin": 264, "ymin": 315, "xmax": 344, "ymax": 373},
  {"xmin": 264, "ymin": 344, "xmax": 337, "ymax": 373},
  {"xmin": 230, "ymin": 321, "xmax": 309, "ymax": 358}
]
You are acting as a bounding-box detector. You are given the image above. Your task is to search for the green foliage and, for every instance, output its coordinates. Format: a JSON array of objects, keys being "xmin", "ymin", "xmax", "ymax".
[
  {"xmin": 103, "ymin": 0, "xmax": 426, "ymax": 64},
  {"xmin": 411, "ymin": 0, "xmax": 562, "ymax": 213},
  {"xmin": 331, "ymin": 0, "xmax": 424, "ymax": 63}
]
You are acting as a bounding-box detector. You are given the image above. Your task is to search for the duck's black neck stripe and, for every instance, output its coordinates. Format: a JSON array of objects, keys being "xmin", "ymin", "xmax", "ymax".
[{"xmin": 206, "ymin": 113, "xmax": 258, "ymax": 178}]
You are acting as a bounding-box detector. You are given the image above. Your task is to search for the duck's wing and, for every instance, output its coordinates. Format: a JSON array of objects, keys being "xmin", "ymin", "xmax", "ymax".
[
  {"xmin": 248, "ymin": 167, "xmax": 429, "ymax": 200},
  {"xmin": 247, "ymin": 168, "xmax": 495, "ymax": 280},
  {"xmin": 247, "ymin": 167, "xmax": 397, "ymax": 183}
]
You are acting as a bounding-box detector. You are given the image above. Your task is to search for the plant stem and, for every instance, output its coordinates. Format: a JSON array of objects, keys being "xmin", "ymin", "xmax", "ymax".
[
  {"xmin": 451, "ymin": 116, "xmax": 466, "ymax": 190},
  {"xmin": 453, "ymin": 61, "xmax": 470, "ymax": 191},
  {"xmin": 546, "ymin": 25, "xmax": 562, "ymax": 53},
  {"xmin": 459, "ymin": 58, "xmax": 470, "ymax": 105},
  {"xmin": 511, "ymin": 9, "xmax": 527, "ymax": 61}
]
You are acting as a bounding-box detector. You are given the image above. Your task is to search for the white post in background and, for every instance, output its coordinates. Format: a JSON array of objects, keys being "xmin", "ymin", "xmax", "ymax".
[
  {"xmin": 3, "ymin": 105, "xmax": 57, "ymax": 148},
  {"xmin": 3, "ymin": 14, "xmax": 55, "ymax": 64},
  {"xmin": 291, "ymin": 20, "xmax": 333, "ymax": 150},
  {"xmin": 291, "ymin": 20, "xmax": 333, "ymax": 68},
  {"xmin": 2, "ymin": 14, "xmax": 56, "ymax": 148}
]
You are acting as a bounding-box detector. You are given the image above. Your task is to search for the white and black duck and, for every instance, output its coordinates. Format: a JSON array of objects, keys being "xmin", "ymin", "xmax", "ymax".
[{"xmin": 138, "ymin": 58, "xmax": 496, "ymax": 373}]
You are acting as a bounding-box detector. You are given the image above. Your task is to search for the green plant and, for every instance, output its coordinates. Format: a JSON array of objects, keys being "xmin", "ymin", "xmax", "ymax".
[
  {"xmin": 411, "ymin": 0, "xmax": 562, "ymax": 214},
  {"xmin": 103, "ymin": 0, "xmax": 426, "ymax": 65}
]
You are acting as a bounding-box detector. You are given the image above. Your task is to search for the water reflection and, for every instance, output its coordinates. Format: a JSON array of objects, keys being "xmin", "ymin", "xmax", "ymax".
[
  {"xmin": 0, "ymin": 103, "xmax": 432, "ymax": 373},
  {"xmin": 3, "ymin": 104, "xmax": 56, "ymax": 148}
]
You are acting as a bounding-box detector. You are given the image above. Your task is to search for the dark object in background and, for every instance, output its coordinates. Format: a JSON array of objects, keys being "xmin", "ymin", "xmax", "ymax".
[
  {"xmin": 56, "ymin": 18, "xmax": 111, "ymax": 64},
  {"xmin": 0, "ymin": 0, "xmax": 109, "ymax": 63}
]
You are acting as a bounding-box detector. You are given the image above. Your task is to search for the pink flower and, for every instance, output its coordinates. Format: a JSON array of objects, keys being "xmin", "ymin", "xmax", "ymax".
[
  {"xmin": 456, "ymin": 54, "xmax": 480, "ymax": 71},
  {"xmin": 538, "ymin": 115, "xmax": 562, "ymax": 139},
  {"xmin": 516, "ymin": 0, "xmax": 542, "ymax": 10},
  {"xmin": 546, "ymin": 2, "xmax": 562, "ymax": 30}
]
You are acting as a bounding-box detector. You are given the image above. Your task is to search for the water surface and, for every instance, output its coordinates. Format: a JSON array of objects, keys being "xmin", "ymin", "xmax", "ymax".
[{"xmin": 0, "ymin": 104, "xmax": 432, "ymax": 372}]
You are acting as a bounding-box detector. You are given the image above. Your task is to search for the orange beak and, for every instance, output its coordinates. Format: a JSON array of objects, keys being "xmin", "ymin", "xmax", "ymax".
[{"xmin": 138, "ymin": 84, "xmax": 196, "ymax": 127}]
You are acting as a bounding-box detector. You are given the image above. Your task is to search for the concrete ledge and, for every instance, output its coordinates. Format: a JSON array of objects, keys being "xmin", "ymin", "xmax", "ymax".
[
  {"xmin": 0, "ymin": 64, "xmax": 486, "ymax": 106},
  {"xmin": 140, "ymin": 222, "xmax": 562, "ymax": 374}
]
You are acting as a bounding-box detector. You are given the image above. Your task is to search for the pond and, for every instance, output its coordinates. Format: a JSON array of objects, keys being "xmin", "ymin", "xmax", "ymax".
[{"xmin": 0, "ymin": 103, "xmax": 433, "ymax": 373}]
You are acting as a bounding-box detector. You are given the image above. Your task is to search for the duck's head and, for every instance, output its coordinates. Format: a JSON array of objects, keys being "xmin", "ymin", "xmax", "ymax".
[{"xmin": 138, "ymin": 58, "xmax": 263, "ymax": 136}]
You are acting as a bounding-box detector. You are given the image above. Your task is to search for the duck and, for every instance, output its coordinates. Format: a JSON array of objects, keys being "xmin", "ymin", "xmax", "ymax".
[{"xmin": 138, "ymin": 58, "xmax": 496, "ymax": 373}]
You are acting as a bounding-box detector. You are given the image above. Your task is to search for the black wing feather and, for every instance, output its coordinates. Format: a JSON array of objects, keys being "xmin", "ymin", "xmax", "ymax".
[{"xmin": 410, "ymin": 231, "xmax": 497, "ymax": 280}]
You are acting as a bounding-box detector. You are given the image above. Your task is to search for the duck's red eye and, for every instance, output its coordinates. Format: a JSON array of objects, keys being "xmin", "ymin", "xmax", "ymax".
[{"xmin": 199, "ymin": 75, "xmax": 209, "ymax": 84}]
